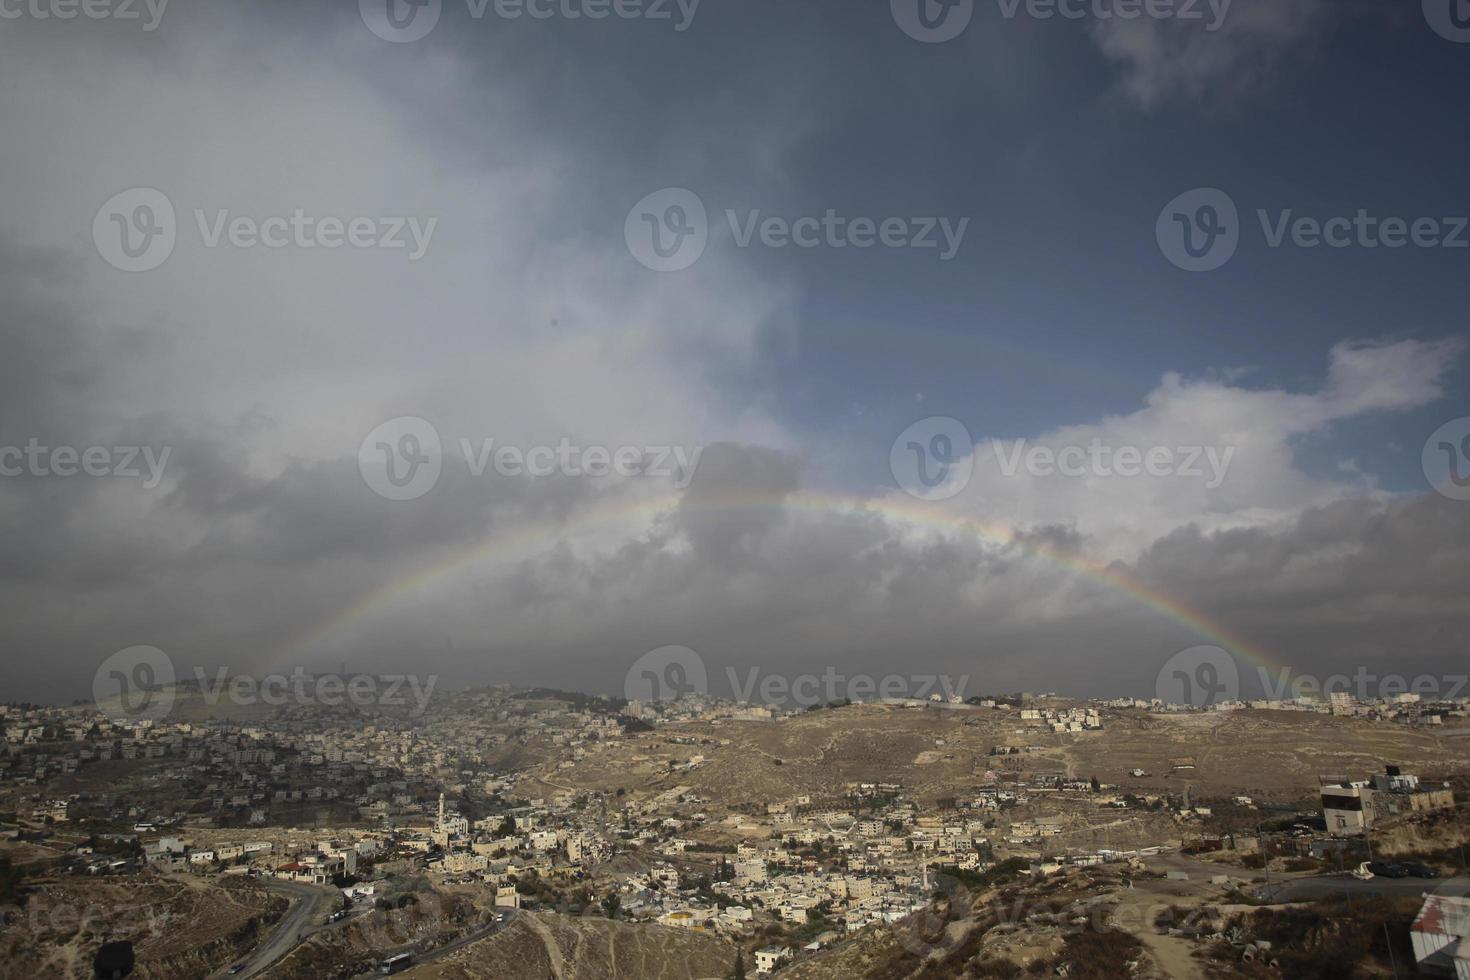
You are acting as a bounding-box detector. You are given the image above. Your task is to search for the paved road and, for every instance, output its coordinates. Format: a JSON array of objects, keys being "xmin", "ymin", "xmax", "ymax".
[
  {"xmin": 1257, "ymin": 874, "xmax": 1470, "ymax": 902},
  {"xmin": 346, "ymin": 908, "xmax": 518, "ymax": 979},
  {"xmin": 214, "ymin": 879, "xmax": 338, "ymax": 979}
]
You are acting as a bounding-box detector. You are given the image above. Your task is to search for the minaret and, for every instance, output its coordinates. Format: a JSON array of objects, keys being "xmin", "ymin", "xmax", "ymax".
[{"xmin": 438, "ymin": 792, "xmax": 446, "ymax": 832}]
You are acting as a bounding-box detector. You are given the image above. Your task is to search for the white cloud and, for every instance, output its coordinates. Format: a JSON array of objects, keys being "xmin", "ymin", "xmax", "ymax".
[
  {"xmin": 931, "ymin": 337, "xmax": 1462, "ymax": 558},
  {"xmin": 1090, "ymin": 0, "xmax": 1328, "ymax": 107}
]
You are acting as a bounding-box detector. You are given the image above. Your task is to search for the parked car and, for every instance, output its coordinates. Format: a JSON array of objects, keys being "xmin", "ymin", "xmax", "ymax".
[
  {"xmin": 1367, "ymin": 861, "xmax": 1409, "ymax": 879},
  {"xmin": 1401, "ymin": 862, "xmax": 1441, "ymax": 879}
]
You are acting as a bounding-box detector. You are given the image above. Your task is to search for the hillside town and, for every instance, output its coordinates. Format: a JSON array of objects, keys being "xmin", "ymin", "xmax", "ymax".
[{"xmin": 3, "ymin": 680, "xmax": 1469, "ymax": 977}]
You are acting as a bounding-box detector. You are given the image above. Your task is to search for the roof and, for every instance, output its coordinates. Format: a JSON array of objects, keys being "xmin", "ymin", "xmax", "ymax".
[{"xmin": 1412, "ymin": 895, "xmax": 1470, "ymax": 938}]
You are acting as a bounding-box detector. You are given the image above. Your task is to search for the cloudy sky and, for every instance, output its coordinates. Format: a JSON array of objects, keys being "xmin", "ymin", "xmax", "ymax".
[{"xmin": 2, "ymin": 0, "xmax": 1467, "ymax": 705}]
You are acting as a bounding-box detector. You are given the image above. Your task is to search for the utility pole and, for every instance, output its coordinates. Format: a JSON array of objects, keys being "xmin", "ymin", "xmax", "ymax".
[
  {"xmin": 1258, "ymin": 822, "xmax": 1270, "ymax": 899},
  {"xmin": 1384, "ymin": 921, "xmax": 1400, "ymax": 978}
]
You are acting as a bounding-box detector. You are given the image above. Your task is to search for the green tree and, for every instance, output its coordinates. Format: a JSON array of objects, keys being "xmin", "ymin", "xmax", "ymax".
[{"xmin": 730, "ymin": 950, "xmax": 746, "ymax": 980}]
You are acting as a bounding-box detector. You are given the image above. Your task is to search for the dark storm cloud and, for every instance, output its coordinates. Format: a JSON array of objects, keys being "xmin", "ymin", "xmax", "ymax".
[
  {"xmin": 0, "ymin": 0, "xmax": 1466, "ymax": 706},
  {"xmin": 673, "ymin": 442, "xmax": 801, "ymax": 564},
  {"xmin": 1133, "ymin": 494, "xmax": 1470, "ymax": 682}
]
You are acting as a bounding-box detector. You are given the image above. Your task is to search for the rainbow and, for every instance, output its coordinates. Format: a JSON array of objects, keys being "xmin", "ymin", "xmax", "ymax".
[{"xmin": 276, "ymin": 489, "xmax": 1283, "ymax": 676}]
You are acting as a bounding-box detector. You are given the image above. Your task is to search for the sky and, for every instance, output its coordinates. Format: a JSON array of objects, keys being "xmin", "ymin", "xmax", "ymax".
[{"xmin": 2, "ymin": 0, "xmax": 1468, "ymax": 707}]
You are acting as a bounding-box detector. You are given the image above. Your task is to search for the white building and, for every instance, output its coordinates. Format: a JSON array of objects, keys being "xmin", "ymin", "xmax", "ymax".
[
  {"xmin": 1321, "ymin": 782, "xmax": 1374, "ymax": 836},
  {"xmin": 754, "ymin": 946, "xmax": 790, "ymax": 974}
]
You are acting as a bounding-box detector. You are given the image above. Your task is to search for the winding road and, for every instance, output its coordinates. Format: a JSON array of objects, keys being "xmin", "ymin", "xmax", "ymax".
[{"xmin": 211, "ymin": 879, "xmax": 338, "ymax": 979}]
